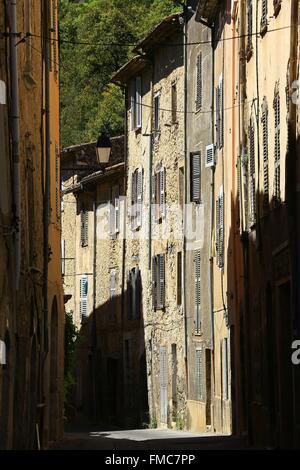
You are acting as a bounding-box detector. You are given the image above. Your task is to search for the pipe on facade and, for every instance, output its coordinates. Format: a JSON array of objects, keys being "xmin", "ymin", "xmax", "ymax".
[{"xmin": 9, "ymin": 0, "xmax": 21, "ymax": 291}]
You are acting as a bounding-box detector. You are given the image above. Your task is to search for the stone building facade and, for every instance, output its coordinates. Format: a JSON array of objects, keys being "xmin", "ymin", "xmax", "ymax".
[
  {"xmin": 112, "ymin": 13, "xmax": 186, "ymax": 429},
  {"xmin": 0, "ymin": 0, "xmax": 64, "ymax": 449}
]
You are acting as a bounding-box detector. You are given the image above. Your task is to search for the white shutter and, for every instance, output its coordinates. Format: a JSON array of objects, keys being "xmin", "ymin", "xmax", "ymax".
[
  {"xmin": 131, "ymin": 171, "xmax": 137, "ymax": 230},
  {"xmin": 160, "ymin": 167, "xmax": 166, "ymax": 219},
  {"xmin": 115, "ymin": 194, "xmax": 120, "ymax": 234},
  {"xmin": 135, "ymin": 76, "xmax": 142, "ymax": 129},
  {"xmin": 216, "ymin": 186, "xmax": 224, "ymax": 268},
  {"xmin": 0, "ymin": 340, "xmax": 6, "ymax": 365},
  {"xmin": 110, "ymin": 270, "xmax": 116, "ymax": 298},
  {"xmin": 195, "ymin": 251, "xmax": 201, "ymax": 331},
  {"xmin": 0, "ymin": 80, "xmax": 6, "ymax": 105},
  {"xmin": 130, "ymin": 80, "xmax": 135, "ymax": 130},
  {"xmin": 216, "ymin": 86, "xmax": 220, "ymax": 148},
  {"xmin": 219, "ymin": 74, "xmax": 224, "ymax": 149},
  {"xmin": 154, "ymin": 92, "xmax": 160, "ymax": 133},
  {"xmin": 80, "ymin": 276, "xmax": 88, "ymax": 321},
  {"xmin": 205, "ymin": 144, "xmax": 215, "ymax": 168}
]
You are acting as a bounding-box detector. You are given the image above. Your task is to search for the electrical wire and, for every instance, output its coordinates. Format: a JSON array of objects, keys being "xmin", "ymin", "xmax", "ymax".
[{"xmin": 22, "ymin": 38, "xmax": 258, "ymax": 117}]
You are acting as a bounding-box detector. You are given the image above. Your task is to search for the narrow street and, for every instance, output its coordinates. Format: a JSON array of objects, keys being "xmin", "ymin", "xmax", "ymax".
[{"xmin": 52, "ymin": 428, "xmax": 247, "ymax": 450}]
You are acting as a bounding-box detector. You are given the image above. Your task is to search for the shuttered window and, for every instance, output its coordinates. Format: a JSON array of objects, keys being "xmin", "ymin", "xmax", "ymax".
[
  {"xmin": 196, "ymin": 53, "xmax": 203, "ymax": 111},
  {"xmin": 177, "ymin": 252, "xmax": 182, "ymax": 306},
  {"xmin": 80, "ymin": 208, "xmax": 88, "ymax": 247},
  {"xmin": 194, "ymin": 250, "xmax": 201, "ymax": 331},
  {"xmin": 249, "ymin": 119, "xmax": 256, "ymax": 225},
  {"xmin": 152, "ymin": 254, "xmax": 165, "ymax": 310},
  {"xmin": 171, "ymin": 82, "xmax": 177, "ymax": 123},
  {"xmin": 191, "ymin": 153, "xmax": 201, "ymax": 203},
  {"xmin": 154, "ymin": 92, "xmax": 161, "ymax": 135},
  {"xmin": 131, "ymin": 76, "xmax": 142, "ymax": 130},
  {"xmin": 80, "ymin": 275, "xmax": 88, "ymax": 322},
  {"xmin": 110, "ymin": 185, "xmax": 120, "ymax": 237},
  {"xmin": 131, "ymin": 168, "xmax": 143, "ymax": 230},
  {"xmin": 127, "ymin": 267, "xmax": 141, "ymax": 320},
  {"xmin": 152, "ymin": 167, "xmax": 166, "ymax": 221},
  {"xmin": 216, "ymin": 75, "xmax": 224, "ymax": 149},
  {"xmin": 216, "ymin": 186, "xmax": 224, "ymax": 268},
  {"xmin": 247, "ymin": 0, "xmax": 253, "ymax": 55},
  {"xmin": 262, "ymin": 99, "xmax": 269, "ymax": 208},
  {"xmin": 261, "ymin": 0, "xmax": 268, "ymax": 33},
  {"xmin": 274, "ymin": 91, "xmax": 280, "ymax": 201},
  {"xmin": 55, "ymin": 144, "xmax": 60, "ymax": 222},
  {"xmin": 196, "ymin": 348, "xmax": 205, "ymax": 401}
]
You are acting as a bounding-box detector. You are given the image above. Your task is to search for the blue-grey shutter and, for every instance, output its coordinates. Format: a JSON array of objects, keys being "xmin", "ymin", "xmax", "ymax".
[
  {"xmin": 195, "ymin": 348, "xmax": 204, "ymax": 401},
  {"xmin": 249, "ymin": 119, "xmax": 256, "ymax": 225},
  {"xmin": 152, "ymin": 257, "xmax": 157, "ymax": 310},
  {"xmin": 160, "ymin": 346, "xmax": 168, "ymax": 423},
  {"xmin": 195, "ymin": 251, "xmax": 201, "ymax": 331},
  {"xmin": 80, "ymin": 276, "xmax": 88, "ymax": 321},
  {"xmin": 247, "ymin": 0, "xmax": 253, "ymax": 51},
  {"xmin": 160, "ymin": 167, "xmax": 166, "ymax": 219},
  {"xmin": 191, "ymin": 153, "xmax": 201, "ymax": 203},
  {"xmin": 261, "ymin": 0, "xmax": 267, "ymax": 28},
  {"xmin": 262, "ymin": 99, "xmax": 269, "ymax": 207}
]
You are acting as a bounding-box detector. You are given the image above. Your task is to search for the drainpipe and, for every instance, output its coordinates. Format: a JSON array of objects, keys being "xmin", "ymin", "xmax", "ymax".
[{"xmin": 9, "ymin": 0, "xmax": 21, "ymax": 290}]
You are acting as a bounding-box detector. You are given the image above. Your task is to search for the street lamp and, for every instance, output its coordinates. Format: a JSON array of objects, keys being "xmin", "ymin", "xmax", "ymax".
[{"xmin": 96, "ymin": 131, "xmax": 112, "ymax": 164}]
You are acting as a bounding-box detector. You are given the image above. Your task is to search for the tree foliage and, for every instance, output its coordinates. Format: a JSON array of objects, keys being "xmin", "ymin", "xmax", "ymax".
[{"xmin": 60, "ymin": 0, "xmax": 181, "ymax": 147}]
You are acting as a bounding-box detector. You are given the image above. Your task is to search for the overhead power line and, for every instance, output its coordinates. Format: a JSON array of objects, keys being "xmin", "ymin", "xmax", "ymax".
[{"xmin": 21, "ymin": 24, "xmax": 294, "ymax": 48}]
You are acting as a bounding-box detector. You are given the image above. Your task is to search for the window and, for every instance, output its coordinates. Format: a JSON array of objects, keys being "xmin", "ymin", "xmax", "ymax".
[
  {"xmin": 195, "ymin": 347, "xmax": 205, "ymax": 401},
  {"xmin": 177, "ymin": 252, "xmax": 182, "ymax": 306},
  {"xmin": 261, "ymin": 98, "xmax": 269, "ymax": 208},
  {"xmin": 80, "ymin": 276, "xmax": 88, "ymax": 322},
  {"xmin": 249, "ymin": 118, "xmax": 256, "ymax": 225},
  {"xmin": 127, "ymin": 267, "xmax": 142, "ymax": 320},
  {"xmin": 261, "ymin": 0, "xmax": 268, "ymax": 35},
  {"xmin": 222, "ymin": 338, "xmax": 229, "ymax": 401},
  {"xmin": 110, "ymin": 185, "xmax": 120, "ymax": 237},
  {"xmin": 80, "ymin": 207, "xmax": 88, "ymax": 246},
  {"xmin": 194, "ymin": 250, "xmax": 201, "ymax": 331},
  {"xmin": 171, "ymin": 344, "xmax": 177, "ymax": 412},
  {"xmin": 216, "ymin": 186, "xmax": 224, "ymax": 268},
  {"xmin": 131, "ymin": 168, "xmax": 143, "ymax": 230},
  {"xmin": 216, "ymin": 74, "xmax": 224, "ymax": 149},
  {"xmin": 171, "ymin": 82, "xmax": 177, "ymax": 123},
  {"xmin": 190, "ymin": 153, "xmax": 201, "ymax": 203},
  {"xmin": 152, "ymin": 167, "xmax": 166, "ymax": 222},
  {"xmin": 246, "ymin": 0, "xmax": 253, "ymax": 58},
  {"xmin": 61, "ymin": 239, "xmax": 65, "ymax": 276},
  {"xmin": 273, "ymin": 0, "xmax": 282, "ymax": 17},
  {"xmin": 55, "ymin": 144, "xmax": 60, "ymax": 223},
  {"xmin": 152, "ymin": 254, "xmax": 165, "ymax": 310},
  {"xmin": 196, "ymin": 53, "xmax": 203, "ymax": 111},
  {"xmin": 154, "ymin": 92, "xmax": 161, "ymax": 135},
  {"xmin": 131, "ymin": 76, "xmax": 142, "ymax": 130},
  {"xmin": 274, "ymin": 90, "xmax": 280, "ymax": 201}
]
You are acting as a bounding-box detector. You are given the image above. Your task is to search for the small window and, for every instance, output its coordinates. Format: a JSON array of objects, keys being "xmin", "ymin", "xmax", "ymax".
[
  {"xmin": 131, "ymin": 76, "xmax": 142, "ymax": 130},
  {"xmin": 154, "ymin": 92, "xmax": 161, "ymax": 135},
  {"xmin": 152, "ymin": 254, "xmax": 165, "ymax": 310},
  {"xmin": 80, "ymin": 207, "xmax": 88, "ymax": 247},
  {"xmin": 261, "ymin": 0, "xmax": 268, "ymax": 35},
  {"xmin": 171, "ymin": 82, "xmax": 177, "ymax": 123},
  {"xmin": 246, "ymin": 0, "xmax": 253, "ymax": 58},
  {"xmin": 152, "ymin": 167, "xmax": 166, "ymax": 222},
  {"xmin": 80, "ymin": 276, "xmax": 88, "ymax": 322},
  {"xmin": 190, "ymin": 153, "xmax": 201, "ymax": 203},
  {"xmin": 196, "ymin": 53, "xmax": 203, "ymax": 111}
]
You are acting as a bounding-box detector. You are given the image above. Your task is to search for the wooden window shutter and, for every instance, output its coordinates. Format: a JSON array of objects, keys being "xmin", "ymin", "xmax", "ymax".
[
  {"xmin": 81, "ymin": 208, "xmax": 88, "ymax": 246},
  {"xmin": 80, "ymin": 276, "xmax": 88, "ymax": 321},
  {"xmin": 261, "ymin": 99, "xmax": 269, "ymax": 208},
  {"xmin": 196, "ymin": 53, "xmax": 202, "ymax": 110},
  {"xmin": 219, "ymin": 75, "xmax": 224, "ymax": 149},
  {"xmin": 247, "ymin": 0, "xmax": 253, "ymax": 53},
  {"xmin": 136, "ymin": 168, "xmax": 143, "ymax": 228},
  {"xmin": 249, "ymin": 120, "xmax": 256, "ymax": 225},
  {"xmin": 177, "ymin": 252, "xmax": 182, "ymax": 306},
  {"xmin": 274, "ymin": 91, "xmax": 280, "ymax": 201},
  {"xmin": 261, "ymin": 0, "xmax": 268, "ymax": 31},
  {"xmin": 115, "ymin": 186, "xmax": 120, "ymax": 234},
  {"xmin": 191, "ymin": 153, "xmax": 201, "ymax": 203},
  {"xmin": 135, "ymin": 76, "xmax": 142, "ymax": 129},
  {"xmin": 158, "ymin": 254, "xmax": 165, "ymax": 309},
  {"xmin": 194, "ymin": 250, "xmax": 201, "ymax": 330},
  {"xmin": 196, "ymin": 348, "xmax": 204, "ymax": 401},
  {"xmin": 160, "ymin": 167, "xmax": 166, "ymax": 219},
  {"xmin": 216, "ymin": 187, "xmax": 224, "ymax": 268},
  {"xmin": 152, "ymin": 256, "xmax": 157, "ymax": 310}
]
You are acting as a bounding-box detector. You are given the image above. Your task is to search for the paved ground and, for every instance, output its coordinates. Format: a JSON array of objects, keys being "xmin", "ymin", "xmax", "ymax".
[{"xmin": 51, "ymin": 428, "xmax": 247, "ymax": 450}]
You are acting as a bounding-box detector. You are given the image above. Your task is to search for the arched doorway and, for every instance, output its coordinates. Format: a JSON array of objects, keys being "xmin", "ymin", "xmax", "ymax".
[{"xmin": 49, "ymin": 297, "xmax": 59, "ymax": 441}]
